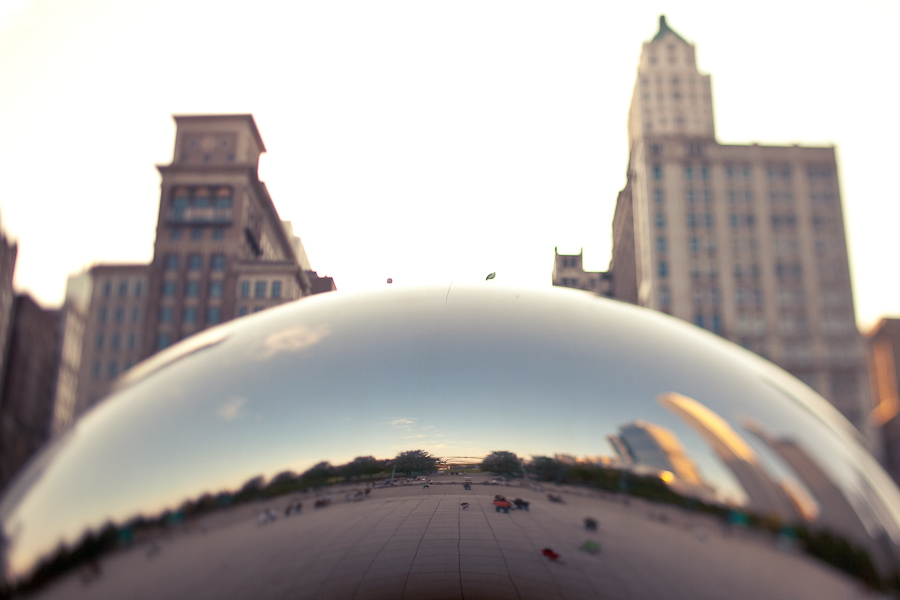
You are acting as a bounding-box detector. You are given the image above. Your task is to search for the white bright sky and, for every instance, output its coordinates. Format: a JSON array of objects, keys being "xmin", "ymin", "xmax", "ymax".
[{"xmin": 1, "ymin": 0, "xmax": 897, "ymax": 330}]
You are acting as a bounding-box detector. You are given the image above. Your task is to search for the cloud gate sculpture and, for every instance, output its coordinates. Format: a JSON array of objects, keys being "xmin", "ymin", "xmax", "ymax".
[{"xmin": 1, "ymin": 285, "xmax": 899, "ymax": 599}]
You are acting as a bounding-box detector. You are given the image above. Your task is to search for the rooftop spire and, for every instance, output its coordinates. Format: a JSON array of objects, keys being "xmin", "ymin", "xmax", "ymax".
[{"xmin": 652, "ymin": 15, "xmax": 687, "ymax": 43}]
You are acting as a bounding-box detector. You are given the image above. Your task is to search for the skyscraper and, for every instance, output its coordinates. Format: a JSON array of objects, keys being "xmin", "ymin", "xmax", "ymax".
[{"xmin": 559, "ymin": 17, "xmax": 872, "ymax": 443}]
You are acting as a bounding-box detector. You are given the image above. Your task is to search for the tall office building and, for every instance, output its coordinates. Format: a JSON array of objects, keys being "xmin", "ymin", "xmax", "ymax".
[
  {"xmin": 559, "ymin": 17, "xmax": 872, "ymax": 442},
  {"xmin": 74, "ymin": 115, "xmax": 323, "ymax": 412}
]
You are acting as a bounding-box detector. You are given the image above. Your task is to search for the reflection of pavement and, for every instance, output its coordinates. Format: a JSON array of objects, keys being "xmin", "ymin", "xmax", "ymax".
[{"xmin": 38, "ymin": 482, "xmax": 875, "ymax": 600}]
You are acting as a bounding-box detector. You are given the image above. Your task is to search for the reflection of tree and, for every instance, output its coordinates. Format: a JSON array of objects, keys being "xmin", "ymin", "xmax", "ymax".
[
  {"xmin": 480, "ymin": 451, "xmax": 521, "ymax": 477},
  {"xmin": 391, "ymin": 450, "xmax": 439, "ymax": 476}
]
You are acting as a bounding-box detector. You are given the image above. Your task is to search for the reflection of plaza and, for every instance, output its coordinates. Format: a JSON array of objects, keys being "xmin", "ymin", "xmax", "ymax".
[
  {"xmin": 608, "ymin": 421, "xmax": 717, "ymax": 503},
  {"xmin": 659, "ymin": 393, "xmax": 803, "ymax": 523},
  {"xmin": 28, "ymin": 478, "xmax": 871, "ymax": 600}
]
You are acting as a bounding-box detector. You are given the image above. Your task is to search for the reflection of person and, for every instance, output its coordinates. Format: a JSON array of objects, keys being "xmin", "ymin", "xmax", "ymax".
[
  {"xmin": 493, "ymin": 498, "xmax": 512, "ymax": 513},
  {"xmin": 541, "ymin": 548, "xmax": 560, "ymax": 561},
  {"xmin": 460, "ymin": 502, "xmax": 470, "ymax": 509},
  {"xmin": 513, "ymin": 499, "xmax": 529, "ymax": 510},
  {"xmin": 584, "ymin": 517, "xmax": 598, "ymax": 531}
]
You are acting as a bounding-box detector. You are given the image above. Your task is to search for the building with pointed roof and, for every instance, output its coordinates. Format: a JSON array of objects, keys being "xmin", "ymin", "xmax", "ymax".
[{"xmin": 556, "ymin": 17, "xmax": 874, "ymax": 446}]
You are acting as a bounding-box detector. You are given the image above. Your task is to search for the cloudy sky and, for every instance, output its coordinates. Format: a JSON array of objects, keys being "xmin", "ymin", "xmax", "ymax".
[{"xmin": 1, "ymin": 0, "xmax": 897, "ymax": 329}]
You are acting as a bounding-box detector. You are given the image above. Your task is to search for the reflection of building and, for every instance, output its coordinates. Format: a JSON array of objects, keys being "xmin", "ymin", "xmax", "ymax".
[
  {"xmin": 75, "ymin": 115, "xmax": 335, "ymax": 412},
  {"xmin": 556, "ymin": 16, "xmax": 872, "ymax": 443},
  {"xmin": 742, "ymin": 419, "xmax": 895, "ymax": 573},
  {"xmin": 659, "ymin": 392, "xmax": 801, "ymax": 521},
  {"xmin": 609, "ymin": 420, "xmax": 715, "ymax": 502},
  {"xmin": 867, "ymin": 318, "xmax": 900, "ymax": 485},
  {"xmin": 610, "ymin": 421, "xmax": 702, "ymax": 484}
]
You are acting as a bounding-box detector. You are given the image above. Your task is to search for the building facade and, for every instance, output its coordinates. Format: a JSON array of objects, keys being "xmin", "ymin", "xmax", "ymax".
[
  {"xmin": 557, "ymin": 17, "xmax": 872, "ymax": 443},
  {"xmin": 74, "ymin": 115, "xmax": 325, "ymax": 413},
  {"xmin": 0, "ymin": 295, "xmax": 59, "ymax": 489},
  {"xmin": 74, "ymin": 264, "xmax": 150, "ymax": 411},
  {"xmin": 551, "ymin": 248, "xmax": 610, "ymax": 296}
]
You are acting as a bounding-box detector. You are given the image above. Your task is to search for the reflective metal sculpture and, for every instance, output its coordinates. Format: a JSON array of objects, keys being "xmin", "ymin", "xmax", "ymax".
[{"xmin": 2, "ymin": 285, "xmax": 899, "ymax": 599}]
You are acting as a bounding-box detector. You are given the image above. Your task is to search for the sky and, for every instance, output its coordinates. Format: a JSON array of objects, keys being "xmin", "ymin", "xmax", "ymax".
[{"xmin": 0, "ymin": 0, "xmax": 898, "ymax": 330}]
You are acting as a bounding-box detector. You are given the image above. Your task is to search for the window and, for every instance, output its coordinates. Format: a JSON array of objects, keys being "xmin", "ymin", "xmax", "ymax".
[
  {"xmin": 112, "ymin": 334, "xmax": 121, "ymax": 350},
  {"xmin": 253, "ymin": 306, "xmax": 264, "ymax": 313},
  {"xmin": 240, "ymin": 281, "xmax": 250, "ymax": 299},
  {"xmin": 115, "ymin": 307, "xmax": 124, "ymax": 323},
  {"xmin": 159, "ymin": 307, "xmax": 173, "ymax": 323},
  {"xmin": 132, "ymin": 308, "xmax": 140, "ymax": 323},
  {"xmin": 656, "ymin": 237, "xmax": 667, "ymax": 252},
  {"xmin": 92, "ymin": 361, "xmax": 101, "ymax": 379},
  {"xmin": 128, "ymin": 333, "xmax": 136, "ymax": 350},
  {"xmin": 157, "ymin": 333, "xmax": 171, "ymax": 350},
  {"xmin": 207, "ymin": 307, "xmax": 221, "ymax": 325},
  {"xmin": 164, "ymin": 254, "xmax": 179, "ymax": 271},
  {"xmin": 134, "ymin": 281, "xmax": 142, "ymax": 297},
  {"xmin": 685, "ymin": 189, "xmax": 696, "ymax": 204},
  {"xmin": 118, "ymin": 281, "xmax": 128, "ymax": 297},
  {"xmin": 658, "ymin": 261, "xmax": 668, "ymax": 278},
  {"xmin": 96, "ymin": 334, "xmax": 104, "ymax": 350},
  {"xmin": 689, "ymin": 237, "xmax": 699, "ymax": 253},
  {"xmin": 238, "ymin": 306, "xmax": 248, "ymax": 316},
  {"xmin": 255, "ymin": 281, "xmax": 267, "ymax": 299},
  {"xmin": 654, "ymin": 188, "xmax": 665, "ymax": 203},
  {"xmin": 211, "ymin": 254, "xmax": 226, "ymax": 271},
  {"xmin": 209, "ymin": 280, "xmax": 223, "ymax": 298},
  {"xmin": 704, "ymin": 213, "xmax": 714, "ymax": 228},
  {"xmin": 185, "ymin": 280, "xmax": 200, "ymax": 298},
  {"xmin": 659, "ymin": 286, "xmax": 671, "ymax": 307},
  {"xmin": 188, "ymin": 253, "xmax": 202, "ymax": 271},
  {"xmin": 694, "ymin": 314, "xmax": 705, "ymax": 329},
  {"xmin": 687, "ymin": 213, "xmax": 697, "ymax": 228},
  {"xmin": 163, "ymin": 280, "xmax": 176, "ymax": 297},
  {"xmin": 183, "ymin": 307, "xmax": 197, "ymax": 325},
  {"xmin": 684, "ymin": 166, "xmax": 694, "ymax": 180},
  {"xmin": 191, "ymin": 228, "xmax": 203, "ymax": 241},
  {"xmin": 213, "ymin": 228, "xmax": 225, "ymax": 241},
  {"xmin": 700, "ymin": 166, "xmax": 710, "ymax": 181},
  {"xmin": 703, "ymin": 190, "xmax": 713, "ymax": 204},
  {"xmin": 108, "ymin": 361, "xmax": 118, "ymax": 379},
  {"xmin": 652, "ymin": 165, "xmax": 663, "ymax": 180},
  {"xmin": 103, "ymin": 281, "xmax": 111, "ymax": 297},
  {"xmin": 98, "ymin": 307, "xmax": 107, "ymax": 323},
  {"xmin": 272, "ymin": 281, "xmax": 282, "ymax": 299}
]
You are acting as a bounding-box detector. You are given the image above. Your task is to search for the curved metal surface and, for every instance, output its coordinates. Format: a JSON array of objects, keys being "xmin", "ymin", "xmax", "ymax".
[{"xmin": 1, "ymin": 284, "xmax": 899, "ymax": 599}]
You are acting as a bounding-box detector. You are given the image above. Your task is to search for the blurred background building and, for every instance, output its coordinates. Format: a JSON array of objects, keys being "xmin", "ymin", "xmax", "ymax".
[
  {"xmin": 554, "ymin": 16, "xmax": 875, "ymax": 448},
  {"xmin": 0, "ymin": 116, "xmax": 335, "ymax": 491}
]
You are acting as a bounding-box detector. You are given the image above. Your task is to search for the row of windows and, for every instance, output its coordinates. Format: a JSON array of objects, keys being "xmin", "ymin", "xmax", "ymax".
[
  {"xmin": 163, "ymin": 253, "xmax": 226, "ymax": 272},
  {"xmin": 170, "ymin": 227, "xmax": 227, "ymax": 242},
  {"xmin": 92, "ymin": 359, "xmax": 134, "ymax": 380},
  {"xmin": 239, "ymin": 280, "xmax": 282, "ymax": 300},
  {"xmin": 656, "ymin": 259, "xmax": 811, "ymax": 283},
  {"xmin": 159, "ymin": 306, "xmax": 222, "ymax": 326},
  {"xmin": 96, "ymin": 332, "xmax": 139, "ymax": 351},
  {"xmin": 102, "ymin": 280, "xmax": 143, "ymax": 299},
  {"xmin": 650, "ymin": 164, "xmax": 836, "ymax": 182},
  {"xmin": 654, "ymin": 210, "xmax": 839, "ymax": 232},
  {"xmin": 98, "ymin": 306, "xmax": 141, "ymax": 324},
  {"xmin": 163, "ymin": 279, "xmax": 224, "ymax": 299},
  {"xmin": 655, "ymin": 188, "xmax": 837, "ymax": 207}
]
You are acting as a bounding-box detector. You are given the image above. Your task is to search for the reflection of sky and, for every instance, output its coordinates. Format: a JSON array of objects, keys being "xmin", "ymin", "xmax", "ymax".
[{"xmin": 2, "ymin": 285, "xmax": 895, "ymax": 578}]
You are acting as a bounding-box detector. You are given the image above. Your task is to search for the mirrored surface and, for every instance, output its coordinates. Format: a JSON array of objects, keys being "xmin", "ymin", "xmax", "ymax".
[{"xmin": 1, "ymin": 285, "xmax": 899, "ymax": 599}]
